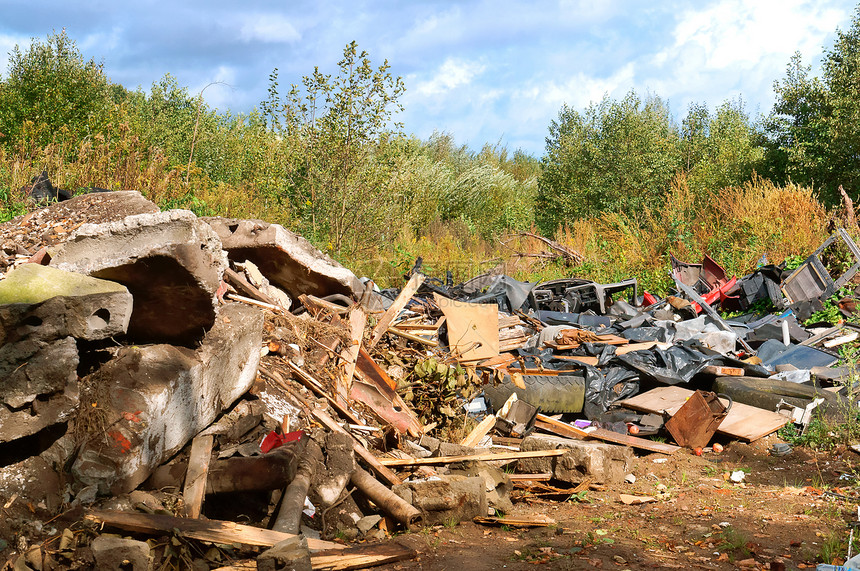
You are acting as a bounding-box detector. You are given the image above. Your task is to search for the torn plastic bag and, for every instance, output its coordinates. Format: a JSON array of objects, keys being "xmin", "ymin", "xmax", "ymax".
[
  {"xmin": 581, "ymin": 364, "xmax": 640, "ymax": 420},
  {"xmin": 535, "ymin": 310, "xmax": 611, "ymax": 330},
  {"xmin": 621, "ymin": 327, "xmax": 669, "ymax": 343},
  {"xmin": 614, "ymin": 341, "xmax": 768, "ymax": 385}
]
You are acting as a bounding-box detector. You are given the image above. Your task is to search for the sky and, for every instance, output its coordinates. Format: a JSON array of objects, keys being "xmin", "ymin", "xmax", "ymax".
[{"xmin": 0, "ymin": 0, "xmax": 856, "ymax": 156}]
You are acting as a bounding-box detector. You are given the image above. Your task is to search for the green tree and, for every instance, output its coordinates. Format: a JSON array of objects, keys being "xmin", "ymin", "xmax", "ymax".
[
  {"xmin": 687, "ymin": 98, "xmax": 764, "ymax": 195},
  {"xmin": 0, "ymin": 30, "xmax": 113, "ymax": 148},
  {"xmin": 261, "ymin": 41, "xmax": 406, "ymax": 255},
  {"xmin": 536, "ymin": 90, "xmax": 682, "ymax": 232}
]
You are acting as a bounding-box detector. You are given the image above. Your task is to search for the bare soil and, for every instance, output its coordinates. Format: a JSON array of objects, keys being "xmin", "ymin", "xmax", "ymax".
[{"xmin": 377, "ymin": 435, "xmax": 860, "ymax": 570}]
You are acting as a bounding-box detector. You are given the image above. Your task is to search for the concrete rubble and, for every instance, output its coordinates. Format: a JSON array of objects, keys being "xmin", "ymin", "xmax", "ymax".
[{"xmin": 2, "ymin": 179, "xmax": 860, "ymax": 570}]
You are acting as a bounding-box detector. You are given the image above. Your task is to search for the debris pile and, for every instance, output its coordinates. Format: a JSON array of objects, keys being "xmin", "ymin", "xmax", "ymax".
[{"xmin": 1, "ymin": 184, "xmax": 859, "ymax": 570}]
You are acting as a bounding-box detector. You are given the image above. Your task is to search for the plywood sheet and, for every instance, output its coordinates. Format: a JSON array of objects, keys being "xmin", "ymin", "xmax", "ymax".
[
  {"xmin": 619, "ymin": 386, "xmax": 788, "ymax": 442},
  {"xmin": 436, "ymin": 293, "xmax": 499, "ymax": 361}
]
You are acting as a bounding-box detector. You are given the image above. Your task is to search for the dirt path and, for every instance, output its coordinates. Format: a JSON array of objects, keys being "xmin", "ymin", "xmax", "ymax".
[{"xmin": 377, "ymin": 435, "xmax": 860, "ymax": 570}]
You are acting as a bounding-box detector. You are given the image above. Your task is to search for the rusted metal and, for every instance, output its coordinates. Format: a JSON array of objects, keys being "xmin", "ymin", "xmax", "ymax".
[{"xmin": 664, "ymin": 390, "xmax": 731, "ymax": 449}]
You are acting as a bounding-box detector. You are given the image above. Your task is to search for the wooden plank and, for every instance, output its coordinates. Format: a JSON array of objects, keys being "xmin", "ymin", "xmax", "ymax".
[
  {"xmin": 508, "ymin": 473, "xmax": 552, "ymax": 481},
  {"xmin": 338, "ymin": 307, "xmax": 366, "ymax": 394},
  {"xmin": 224, "ymin": 268, "xmax": 279, "ymax": 307},
  {"xmin": 368, "ymin": 273, "xmax": 425, "ymax": 349},
  {"xmin": 474, "ymin": 514, "xmax": 557, "ymax": 527},
  {"xmin": 311, "ymin": 543, "xmax": 418, "ymax": 570},
  {"xmin": 386, "ymin": 326, "xmax": 438, "ymax": 346},
  {"xmin": 619, "ymin": 386, "xmax": 788, "ymax": 442},
  {"xmin": 534, "ymin": 414, "xmax": 680, "ymax": 455},
  {"xmin": 299, "ymin": 294, "xmax": 351, "ymax": 315},
  {"xmin": 378, "ymin": 449, "xmax": 566, "ymax": 467},
  {"xmin": 182, "ymin": 434, "xmax": 214, "ymax": 518},
  {"xmin": 702, "ymin": 365, "xmax": 745, "ymax": 376},
  {"xmin": 460, "ymin": 415, "xmax": 496, "ymax": 447},
  {"xmin": 84, "ymin": 509, "xmax": 343, "ymax": 551}
]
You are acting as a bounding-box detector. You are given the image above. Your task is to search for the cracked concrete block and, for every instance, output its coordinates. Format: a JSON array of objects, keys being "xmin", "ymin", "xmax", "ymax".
[
  {"xmin": 71, "ymin": 303, "xmax": 263, "ymax": 494},
  {"xmin": 91, "ymin": 535, "xmax": 153, "ymax": 571},
  {"xmin": 0, "ymin": 265, "xmax": 133, "ymax": 344},
  {"xmin": 48, "ymin": 210, "xmax": 226, "ymax": 345},
  {"xmin": 393, "ymin": 475, "xmax": 487, "ymax": 525},
  {"xmin": 518, "ymin": 435, "xmax": 633, "ymax": 484},
  {"xmin": 0, "ymin": 336, "xmax": 78, "ymax": 410},
  {"xmin": 203, "ymin": 217, "xmax": 363, "ymax": 301}
]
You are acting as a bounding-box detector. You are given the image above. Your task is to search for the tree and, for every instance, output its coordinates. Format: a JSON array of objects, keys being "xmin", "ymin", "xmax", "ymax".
[
  {"xmin": 536, "ymin": 91, "xmax": 682, "ymax": 232},
  {"xmin": 687, "ymin": 99, "xmax": 764, "ymax": 195},
  {"xmin": 261, "ymin": 41, "xmax": 406, "ymax": 255},
  {"xmin": 765, "ymin": 6, "xmax": 860, "ymax": 203},
  {"xmin": 0, "ymin": 30, "xmax": 113, "ymax": 148}
]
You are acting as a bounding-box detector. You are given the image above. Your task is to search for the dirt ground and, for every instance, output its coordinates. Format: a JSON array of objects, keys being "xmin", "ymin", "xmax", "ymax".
[
  {"xmin": 2, "ymin": 434, "xmax": 858, "ymax": 570},
  {"xmin": 377, "ymin": 435, "xmax": 860, "ymax": 571}
]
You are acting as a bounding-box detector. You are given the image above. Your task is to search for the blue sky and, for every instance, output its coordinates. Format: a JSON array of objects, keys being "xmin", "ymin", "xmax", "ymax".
[{"xmin": 0, "ymin": 1, "xmax": 855, "ymax": 156}]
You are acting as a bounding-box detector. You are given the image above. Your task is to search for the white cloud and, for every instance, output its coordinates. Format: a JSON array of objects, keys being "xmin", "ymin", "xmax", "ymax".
[
  {"xmin": 411, "ymin": 58, "xmax": 486, "ymax": 97},
  {"xmin": 239, "ymin": 14, "xmax": 301, "ymax": 43}
]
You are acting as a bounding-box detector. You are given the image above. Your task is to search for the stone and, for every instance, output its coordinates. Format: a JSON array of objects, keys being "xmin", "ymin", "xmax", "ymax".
[
  {"xmin": 203, "ymin": 217, "xmax": 363, "ymax": 301},
  {"xmin": 517, "ymin": 435, "xmax": 634, "ymax": 484},
  {"xmin": 451, "ymin": 463, "xmax": 513, "ymax": 514},
  {"xmin": 48, "ymin": 210, "xmax": 226, "ymax": 345},
  {"xmin": 356, "ymin": 514, "xmax": 382, "ymax": 534},
  {"xmin": 91, "ymin": 535, "xmax": 152, "ymax": 571},
  {"xmin": 393, "ymin": 475, "xmax": 487, "ymax": 526},
  {"xmin": 257, "ymin": 536, "xmax": 312, "ymax": 571},
  {"xmin": 0, "ymin": 337, "xmax": 77, "ymax": 410},
  {"xmin": 71, "ymin": 303, "xmax": 263, "ymax": 494}
]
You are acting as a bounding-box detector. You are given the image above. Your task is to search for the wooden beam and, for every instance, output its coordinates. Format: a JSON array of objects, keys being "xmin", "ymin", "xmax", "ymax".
[
  {"xmin": 224, "ymin": 268, "xmax": 278, "ymax": 307},
  {"xmin": 460, "ymin": 415, "xmax": 496, "ymax": 447},
  {"xmin": 378, "ymin": 449, "xmax": 567, "ymax": 467},
  {"xmin": 368, "ymin": 273, "xmax": 425, "ymax": 349},
  {"xmin": 338, "ymin": 307, "xmax": 366, "ymax": 395},
  {"xmin": 84, "ymin": 509, "xmax": 343, "ymax": 551},
  {"xmin": 182, "ymin": 434, "xmax": 214, "ymax": 518},
  {"xmin": 534, "ymin": 414, "xmax": 680, "ymax": 455}
]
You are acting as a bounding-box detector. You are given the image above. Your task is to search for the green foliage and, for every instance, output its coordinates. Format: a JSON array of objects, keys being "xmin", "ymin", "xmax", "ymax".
[
  {"xmin": 685, "ymin": 98, "xmax": 765, "ymax": 196},
  {"xmin": 765, "ymin": 7, "xmax": 860, "ymax": 204},
  {"xmin": 0, "ymin": 30, "xmax": 114, "ymax": 150},
  {"xmin": 261, "ymin": 41, "xmax": 406, "ymax": 255},
  {"xmin": 536, "ymin": 90, "xmax": 682, "ymax": 232},
  {"xmin": 806, "ymin": 285, "xmax": 852, "ymax": 325}
]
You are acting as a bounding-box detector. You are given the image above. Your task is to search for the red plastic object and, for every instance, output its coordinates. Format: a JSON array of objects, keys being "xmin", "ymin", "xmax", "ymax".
[
  {"xmin": 260, "ymin": 429, "xmax": 304, "ymax": 453},
  {"xmin": 643, "ymin": 292, "xmax": 659, "ymax": 306}
]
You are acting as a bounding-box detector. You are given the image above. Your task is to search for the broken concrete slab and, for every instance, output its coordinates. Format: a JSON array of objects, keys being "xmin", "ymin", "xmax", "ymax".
[
  {"xmin": 203, "ymin": 217, "xmax": 363, "ymax": 301},
  {"xmin": 1, "ymin": 336, "xmax": 78, "ymax": 411},
  {"xmin": 48, "ymin": 209, "xmax": 226, "ymax": 345},
  {"xmin": 91, "ymin": 535, "xmax": 153, "ymax": 571},
  {"xmin": 517, "ymin": 434, "xmax": 634, "ymax": 484},
  {"xmin": 393, "ymin": 475, "xmax": 487, "ymax": 525},
  {"xmin": 0, "ymin": 264, "xmax": 133, "ymax": 343},
  {"xmin": 314, "ymin": 432, "xmax": 357, "ymax": 507},
  {"xmin": 71, "ymin": 302, "xmax": 263, "ymax": 494},
  {"xmin": 257, "ymin": 536, "xmax": 312, "ymax": 571}
]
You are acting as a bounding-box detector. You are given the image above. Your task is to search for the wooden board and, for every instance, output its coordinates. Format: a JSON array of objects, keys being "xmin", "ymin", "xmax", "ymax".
[
  {"xmin": 368, "ymin": 273, "xmax": 424, "ymax": 349},
  {"xmin": 619, "ymin": 386, "xmax": 788, "ymax": 442},
  {"xmin": 85, "ymin": 509, "xmax": 343, "ymax": 551},
  {"xmin": 460, "ymin": 414, "xmax": 496, "ymax": 447},
  {"xmin": 436, "ymin": 293, "xmax": 499, "ymax": 361},
  {"xmin": 311, "ymin": 543, "xmax": 418, "ymax": 570},
  {"xmin": 378, "ymin": 449, "xmax": 566, "ymax": 467},
  {"xmin": 182, "ymin": 434, "xmax": 213, "ymax": 518},
  {"xmin": 534, "ymin": 414, "xmax": 680, "ymax": 455}
]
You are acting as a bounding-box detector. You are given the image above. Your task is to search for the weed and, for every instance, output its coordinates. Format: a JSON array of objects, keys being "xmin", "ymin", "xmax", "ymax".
[
  {"xmin": 568, "ymin": 490, "xmax": 590, "ymax": 503},
  {"xmin": 716, "ymin": 526, "xmax": 751, "ymax": 559},
  {"xmin": 819, "ymin": 529, "xmax": 847, "ymax": 565},
  {"xmin": 443, "ymin": 516, "xmax": 459, "ymax": 529}
]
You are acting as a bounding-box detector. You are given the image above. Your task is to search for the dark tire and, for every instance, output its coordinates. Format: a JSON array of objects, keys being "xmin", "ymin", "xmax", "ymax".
[{"xmin": 484, "ymin": 373, "xmax": 585, "ymax": 414}]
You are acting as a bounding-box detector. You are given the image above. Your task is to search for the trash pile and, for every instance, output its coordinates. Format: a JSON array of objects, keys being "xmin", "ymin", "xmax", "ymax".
[{"xmin": 1, "ymin": 184, "xmax": 859, "ymax": 570}]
